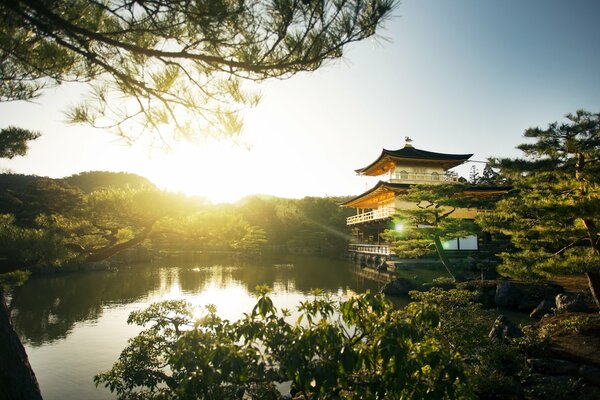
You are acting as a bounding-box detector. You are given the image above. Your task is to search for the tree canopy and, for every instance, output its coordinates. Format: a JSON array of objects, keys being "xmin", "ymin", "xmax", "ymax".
[
  {"xmin": 382, "ymin": 184, "xmax": 500, "ymax": 280},
  {"xmin": 0, "ymin": 126, "xmax": 40, "ymax": 159},
  {"xmin": 0, "ymin": 172, "xmax": 353, "ymax": 271},
  {"xmin": 95, "ymin": 288, "xmax": 465, "ymax": 399},
  {"xmin": 478, "ymin": 110, "xmax": 600, "ymax": 307},
  {"xmin": 1, "ymin": 0, "xmax": 396, "ymax": 143}
]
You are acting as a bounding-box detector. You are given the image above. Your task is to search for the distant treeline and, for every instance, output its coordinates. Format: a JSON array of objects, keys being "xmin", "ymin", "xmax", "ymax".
[{"xmin": 0, "ymin": 172, "xmax": 353, "ymax": 271}]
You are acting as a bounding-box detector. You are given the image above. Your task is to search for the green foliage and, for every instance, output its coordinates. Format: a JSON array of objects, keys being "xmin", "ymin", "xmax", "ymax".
[
  {"xmin": 0, "ymin": 214, "xmax": 74, "ymax": 267},
  {"xmin": 0, "ymin": 173, "xmax": 352, "ymax": 267},
  {"xmin": 407, "ymin": 289, "xmax": 494, "ymax": 355},
  {"xmin": 431, "ymin": 277, "xmax": 457, "ymax": 285},
  {"xmin": 0, "ymin": 126, "xmax": 41, "ymax": 159},
  {"xmin": 237, "ymin": 195, "xmax": 353, "ymax": 256},
  {"xmin": 159, "ymin": 211, "xmax": 267, "ymax": 253},
  {"xmin": 382, "ymin": 184, "xmax": 479, "ymax": 256},
  {"xmin": 1, "ymin": 0, "xmax": 395, "ymax": 142},
  {"xmin": 478, "ymin": 164, "xmax": 504, "ymax": 185},
  {"xmin": 468, "ymin": 164, "xmax": 505, "ymax": 186},
  {"xmin": 381, "ymin": 184, "xmax": 497, "ymax": 279},
  {"xmin": 479, "ymin": 110, "xmax": 600, "ymax": 278},
  {"xmin": 12, "ymin": 178, "xmax": 85, "ymax": 225},
  {"xmin": 95, "ymin": 290, "xmax": 466, "ymax": 399},
  {"xmin": 407, "ymin": 288, "xmax": 531, "ymax": 400},
  {"xmin": 0, "ymin": 270, "xmax": 30, "ymax": 290},
  {"xmin": 63, "ymin": 171, "xmax": 157, "ymax": 193},
  {"xmin": 384, "ymin": 184, "xmax": 475, "ymax": 250},
  {"xmin": 0, "ymin": 177, "xmax": 185, "ymax": 268},
  {"xmin": 539, "ymin": 314, "xmax": 596, "ymax": 337}
]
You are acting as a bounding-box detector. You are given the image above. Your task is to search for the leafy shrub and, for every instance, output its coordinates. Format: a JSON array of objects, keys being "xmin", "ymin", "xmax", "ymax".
[
  {"xmin": 96, "ymin": 288, "xmax": 466, "ymax": 399},
  {"xmin": 407, "ymin": 288, "xmax": 528, "ymax": 399}
]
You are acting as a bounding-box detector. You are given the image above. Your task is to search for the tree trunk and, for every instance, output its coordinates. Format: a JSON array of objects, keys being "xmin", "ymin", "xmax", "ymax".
[
  {"xmin": 585, "ymin": 271, "xmax": 600, "ymax": 310},
  {"xmin": 85, "ymin": 223, "xmax": 154, "ymax": 262},
  {"xmin": 432, "ymin": 236, "xmax": 456, "ymax": 281},
  {"xmin": 0, "ymin": 290, "xmax": 43, "ymax": 400}
]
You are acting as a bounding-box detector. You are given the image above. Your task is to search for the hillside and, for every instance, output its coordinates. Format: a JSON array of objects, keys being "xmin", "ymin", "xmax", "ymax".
[{"xmin": 62, "ymin": 171, "xmax": 157, "ymax": 192}]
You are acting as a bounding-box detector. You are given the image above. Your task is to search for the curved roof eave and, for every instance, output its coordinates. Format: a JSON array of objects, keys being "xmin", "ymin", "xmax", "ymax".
[
  {"xmin": 340, "ymin": 183, "xmax": 512, "ymax": 207},
  {"xmin": 355, "ymin": 147, "xmax": 474, "ymax": 175},
  {"xmin": 340, "ymin": 181, "xmax": 411, "ymax": 207}
]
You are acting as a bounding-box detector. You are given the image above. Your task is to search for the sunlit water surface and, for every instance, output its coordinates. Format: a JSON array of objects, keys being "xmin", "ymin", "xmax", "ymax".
[{"xmin": 10, "ymin": 254, "xmax": 443, "ymax": 400}]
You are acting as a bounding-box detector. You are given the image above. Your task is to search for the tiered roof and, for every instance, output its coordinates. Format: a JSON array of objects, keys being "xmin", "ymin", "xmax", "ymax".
[
  {"xmin": 340, "ymin": 181, "xmax": 510, "ymax": 208},
  {"xmin": 355, "ymin": 145, "xmax": 473, "ymax": 176},
  {"xmin": 343, "ymin": 144, "xmax": 510, "ymax": 209}
]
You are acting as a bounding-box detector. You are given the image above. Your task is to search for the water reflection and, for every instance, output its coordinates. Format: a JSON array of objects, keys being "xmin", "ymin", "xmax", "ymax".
[
  {"xmin": 10, "ymin": 255, "xmax": 383, "ymax": 346},
  {"xmin": 9, "ymin": 255, "xmax": 449, "ymax": 400},
  {"xmin": 10, "ymin": 267, "xmax": 160, "ymax": 345}
]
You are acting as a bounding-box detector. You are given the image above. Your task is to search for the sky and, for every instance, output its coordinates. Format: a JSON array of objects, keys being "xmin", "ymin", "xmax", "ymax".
[{"xmin": 1, "ymin": 0, "xmax": 600, "ymax": 203}]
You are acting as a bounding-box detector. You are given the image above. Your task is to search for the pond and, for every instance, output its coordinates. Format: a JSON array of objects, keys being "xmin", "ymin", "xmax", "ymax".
[{"xmin": 9, "ymin": 254, "xmax": 446, "ymax": 400}]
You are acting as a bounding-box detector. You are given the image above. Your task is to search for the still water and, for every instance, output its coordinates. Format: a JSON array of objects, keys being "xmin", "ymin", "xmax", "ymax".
[{"xmin": 9, "ymin": 254, "xmax": 443, "ymax": 400}]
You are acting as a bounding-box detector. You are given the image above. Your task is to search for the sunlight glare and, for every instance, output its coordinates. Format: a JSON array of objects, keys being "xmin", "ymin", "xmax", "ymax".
[{"xmin": 141, "ymin": 141, "xmax": 255, "ymax": 203}]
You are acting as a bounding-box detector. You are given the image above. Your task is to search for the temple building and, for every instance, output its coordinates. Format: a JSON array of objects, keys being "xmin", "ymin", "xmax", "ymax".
[{"xmin": 341, "ymin": 139, "xmax": 506, "ymax": 262}]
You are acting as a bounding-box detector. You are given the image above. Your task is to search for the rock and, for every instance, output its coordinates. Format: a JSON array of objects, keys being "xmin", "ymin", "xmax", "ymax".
[
  {"xmin": 518, "ymin": 283, "xmax": 564, "ymax": 312},
  {"xmin": 495, "ymin": 281, "xmax": 523, "ymax": 308},
  {"xmin": 381, "ymin": 278, "xmax": 415, "ymax": 296},
  {"xmin": 530, "ymin": 299, "xmax": 554, "ymax": 319},
  {"xmin": 527, "ymin": 358, "xmax": 579, "ymax": 375},
  {"xmin": 489, "ymin": 314, "xmax": 523, "ymax": 340},
  {"xmin": 555, "ymin": 293, "xmax": 588, "ymax": 313}
]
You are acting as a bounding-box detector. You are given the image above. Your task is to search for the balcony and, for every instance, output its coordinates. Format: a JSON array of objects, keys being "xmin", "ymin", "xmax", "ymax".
[
  {"xmin": 388, "ymin": 172, "xmax": 458, "ymax": 184},
  {"xmin": 346, "ymin": 207, "xmax": 395, "ymax": 225},
  {"xmin": 348, "ymin": 244, "xmax": 391, "ymax": 256}
]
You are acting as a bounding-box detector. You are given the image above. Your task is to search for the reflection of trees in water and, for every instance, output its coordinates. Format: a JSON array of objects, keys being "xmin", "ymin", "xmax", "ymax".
[
  {"xmin": 10, "ymin": 256, "xmax": 381, "ymax": 346},
  {"xmin": 177, "ymin": 255, "xmax": 382, "ymax": 295},
  {"xmin": 10, "ymin": 264, "xmax": 161, "ymax": 346}
]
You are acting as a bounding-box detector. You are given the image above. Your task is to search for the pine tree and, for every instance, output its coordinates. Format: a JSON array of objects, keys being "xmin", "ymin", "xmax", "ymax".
[
  {"xmin": 0, "ymin": 127, "xmax": 40, "ymax": 159},
  {"xmin": 469, "ymin": 165, "xmax": 480, "ymax": 184},
  {"xmin": 0, "ymin": 0, "xmax": 396, "ymax": 142},
  {"xmin": 382, "ymin": 184, "xmax": 501, "ymax": 281},
  {"xmin": 479, "ymin": 110, "xmax": 600, "ymax": 307},
  {"xmin": 479, "ymin": 164, "xmax": 501, "ymax": 185}
]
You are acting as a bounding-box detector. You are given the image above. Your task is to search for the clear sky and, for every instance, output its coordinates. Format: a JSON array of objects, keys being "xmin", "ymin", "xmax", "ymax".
[{"xmin": 2, "ymin": 0, "xmax": 600, "ymax": 203}]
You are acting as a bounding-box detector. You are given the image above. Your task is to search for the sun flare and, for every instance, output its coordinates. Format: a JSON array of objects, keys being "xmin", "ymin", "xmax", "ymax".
[{"xmin": 139, "ymin": 141, "xmax": 256, "ymax": 203}]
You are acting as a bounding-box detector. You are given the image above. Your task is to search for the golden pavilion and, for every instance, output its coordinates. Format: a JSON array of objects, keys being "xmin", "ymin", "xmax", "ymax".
[{"xmin": 341, "ymin": 139, "xmax": 506, "ymax": 261}]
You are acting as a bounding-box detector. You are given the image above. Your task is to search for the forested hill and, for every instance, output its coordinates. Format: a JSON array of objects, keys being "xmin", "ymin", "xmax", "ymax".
[
  {"xmin": 0, "ymin": 171, "xmax": 356, "ymax": 270},
  {"xmin": 63, "ymin": 171, "xmax": 157, "ymax": 192},
  {"xmin": 0, "ymin": 171, "xmax": 156, "ymax": 194},
  {"xmin": 0, "ymin": 173, "xmax": 41, "ymax": 193}
]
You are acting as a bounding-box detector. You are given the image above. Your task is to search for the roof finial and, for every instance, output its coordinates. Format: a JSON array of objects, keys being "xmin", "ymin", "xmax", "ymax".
[{"xmin": 404, "ymin": 136, "xmax": 413, "ymax": 147}]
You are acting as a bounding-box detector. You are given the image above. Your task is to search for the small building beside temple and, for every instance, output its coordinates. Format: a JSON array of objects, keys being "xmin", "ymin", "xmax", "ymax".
[{"xmin": 341, "ymin": 139, "xmax": 506, "ymax": 263}]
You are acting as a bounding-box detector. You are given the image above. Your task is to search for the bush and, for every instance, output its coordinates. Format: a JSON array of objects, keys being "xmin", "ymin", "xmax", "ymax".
[
  {"xmin": 407, "ymin": 288, "xmax": 528, "ymax": 399},
  {"xmin": 96, "ymin": 288, "xmax": 466, "ymax": 399}
]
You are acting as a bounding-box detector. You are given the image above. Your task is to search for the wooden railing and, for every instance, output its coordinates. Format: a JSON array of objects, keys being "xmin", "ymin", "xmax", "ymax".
[
  {"xmin": 348, "ymin": 244, "xmax": 391, "ymax": 256},
  {"xmin": 389, "ymin": 173, "xmax": 458, "ymax": 184},
  {"xmin": 346, "ymin": 207, "xmax": 395, "ymax": 225}
]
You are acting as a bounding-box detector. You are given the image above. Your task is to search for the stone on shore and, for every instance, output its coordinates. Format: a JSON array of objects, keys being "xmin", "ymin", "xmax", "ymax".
[
  {"xmin": 380, "ymin": 278, "xmax": 416, "ymax": 296},
  {"xmin": 489, "ymin": 314, "xmax": 523, "ymax": 340}
]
